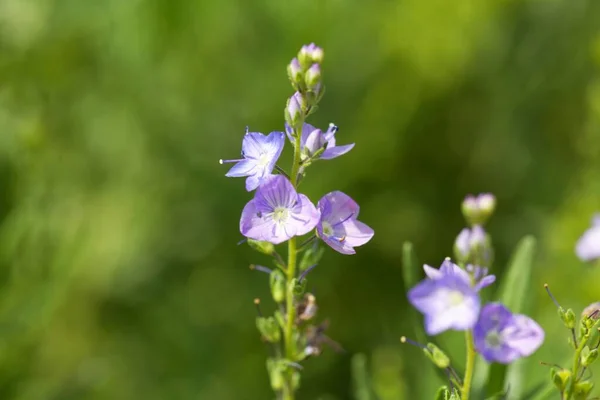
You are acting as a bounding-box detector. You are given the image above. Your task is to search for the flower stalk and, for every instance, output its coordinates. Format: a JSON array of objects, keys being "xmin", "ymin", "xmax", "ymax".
[{"xmin": 462, "ymin": 330, "xmax": 476, "ymax": 400}]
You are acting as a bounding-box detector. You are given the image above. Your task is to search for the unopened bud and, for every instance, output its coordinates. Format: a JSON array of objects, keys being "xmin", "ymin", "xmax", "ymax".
[
  {"xmin": 582, "ymin": 346, "xmax": 598, "ymax": 367},
  {"xmin": 285, "ymin": 92, "xmax": 304, "ymax": 128},
  {"xmin": 305, "ymin": 63, "xmax": 321, "ymax": 90},
  {"xmin": 298, "ymin": 43, "xmax": 323, "ymax": 67},
  {"xmin": 266, "ymin": 359, "xmax": 284, "ymax": 391},
  {"xmin": 461, "ymin": 193, "xmax": 496, "ymax": 226},
  {"xmin": 247, "ymin": 239, "xmax": 274, "ymax": 255},
  {"xmin": 574, "ymin": 380, "xmax": 594, "ymax": 397},
  {"xmin": 256, "ymin": 316, "xmax": 281, "ymax": 343},
  {"xmin": 561, "ymin": 308, "xmax": 576, "ymax": 330},
  {"xmin": 269, "ymin": 270, "xmax": 285, "ymax": 303},
  {"xmin": 287, "ymin": 58, "xmax": 303, "ymax": 88},
  {"xmin": 551, "ymin": 368, "xmax": 572, "ymax": 392}
]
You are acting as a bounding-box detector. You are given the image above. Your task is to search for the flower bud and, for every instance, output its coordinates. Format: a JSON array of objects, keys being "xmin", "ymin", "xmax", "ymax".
[
  {"xmin": 574, "ymin": 380, "xmax": 594, "ymax": 397},
  {"xmin": 285, "ymin": 92, "xmax": 304, "ymax": 128},
  {"xmin": 287, "ymin": 57, "xmax": 303, "ymax": 88},
  {"xmin": 560, "ymin": 308, "xmax": 576, "ymax": 330},
  {"xmin": 247, "ymin": 239, "xmax": 274, "ymax": 255},
  {"xmin": 266, "ymin": 359, "xmax": 284, "ymax": 391},
  {"xmin": 461, "ymin": 193, "xmax": 496, "ymax": 226},
  {"xmin": 269, "ymin": 270, "xmax": 285, "ymax": 303},
  {"xmin": 582, "ymin": 346, "xmax": 598, "ymax": 367},
  {"xmin": 305, "ymin": 63, "xmax": 321, "ymax": 90},
  {"xmin": 454, "ymin": 225, "xmax": 490, "ymax": 265},
  {"xmin": 425, "ymin": 343, "xmax": 450, "ymax": 369},
  {"xmin": 551, "ymin": 368, "xmax": 571, "ymax": 392},
  {"xmin": 256, "ymin": 316, "xmax": 281, "ymax": 343},
  {"xmin": 298, "ymin": 43, "xmax": 324, "ymax": 67}
]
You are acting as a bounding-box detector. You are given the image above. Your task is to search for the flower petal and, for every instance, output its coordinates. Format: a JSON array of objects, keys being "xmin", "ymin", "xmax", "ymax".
[
  {"xmin": 240, "ymin": 199, "xmax": 278, "ymax": 243},
  {"xmin": 318, "ymin": 191, "xmax": 360, "ymax": 224},
  {"xmin": 321, "ymin": 143, "xmax": 355, "ymax": 160},
  {"xmin": 576, "ymin": 225, "xmax": 600, "ymax": 262},
  {"xmin": 475, "ymin": 275, "xmax": 496, "ymax": 291},
  {"xmin": 289, "ymin": 194, "xmax": 320, "ymax": 237},
  {"xmin": 423, "ymin": 264, "xmax": 444, "ymax": 279},
  {"xmin": 225, "ymin": 159, "xmax": 257, "ymax": 178},
  {"xmin": 340, "ymin": 220, "xmax": 374, "ymax": 248},
  {"xmin": 255, "ymin": 175, "xmax": 297, "ymax": 209},
  {"xmin": 502, "ymin": 314, "xmax": 545, "ymax": 358},
  {"xmin": 241, "ymin": 132, "xmax": 268, "ymax": 159}
]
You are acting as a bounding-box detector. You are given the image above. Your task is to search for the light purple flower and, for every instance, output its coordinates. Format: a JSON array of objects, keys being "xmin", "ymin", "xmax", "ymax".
[
  {"xmin": 575, "ymin": 214, "xmax": 600, "ymax": 262},
  {"xmin": 423, "ymin": 259, "xmax": 495, "ymax": 292},
  {"xmin": 220, "ymin": 130, "xmax": 285, "ymax": 192},
  {"xmin": 408, "ymin": 260, "xmax": 481, "ymax": 335},
  {"xmin": 285, "ymin": 123, "xmax": 354, "ymax": 161},
  {"xmin": 316, "ymin": 191, "xmax": 374, "ymax": 255},
  {"xmin": 240, "ymin": 175, "xmax": 320, "ymax": 244},
  {"xmin": 474, "ymin": 303, "xmax": 544, "ymax": 364}
]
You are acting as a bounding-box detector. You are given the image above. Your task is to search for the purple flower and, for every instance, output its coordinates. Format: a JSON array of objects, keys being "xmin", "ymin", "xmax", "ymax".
[
  {"xmin": 575, "ymin": 214, "xmax": 600, "ymax": 262},
  {"xmin": 240, "ymin": 175, "xmax": 320, "ymax": 244},
  {"xmin": 285, "ymin": 92, "xmax": 304, "ymax": 127},
  {"xmin": 474, "ymin": 303, "xmax": 544, "ymax": 364},
  {"xmin": 423, "ymin": 259, "xmax": 495, "ymax": 292},
  {"xmin": 408, "ymin": 260, "xmax": 481, "ymax": 335},
  {"xmin": 285, "ymin": 123, "xmax": 354, "ymax": 161},
  {"xmin": 220, "ymin": 130, "xmax": 285, "ymax": 191},
  {"xmin": 316, "ymin": 191, "xmax": 374, "ymax": 255}
]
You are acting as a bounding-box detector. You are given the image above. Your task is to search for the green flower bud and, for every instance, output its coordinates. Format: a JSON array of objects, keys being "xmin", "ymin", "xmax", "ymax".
[
  {"xmin": 582, "ymin": 346, "xmax": 598, "ymax": 367},
  {"xmin": 425, "ymin": 343, "xmax": 450, "ymax": 369},
  {"xmin": 256, "ymin": 316, "xmax": 281, "ymax": 343},
  {"xmin": 559, "ymin": 307, "xmax": 576, "ymax": 330},
  {"xmin": 269, "ymin": 270, "xmax": 286, "ymax": 303},
  {"xmin": 247, "ymin": 239, "xmax": 274, "ymax": 255},
  {"xmin": 305, "ymin": 64, "xmax": 321, "ymax": 91},
  {"xmin": 551, "ymin": 368, "xmax": 572, "ymax": 392},
  {"xmin": 266, "ymin": 359, "xmax": 284, "ymax": 391},
  {"xmin": 287, "ymin": 58, "xmax": 303, "ymax": 88},
  {"xmin": 574, "ymin": 380, "xmax": 594, "ymax": 399}
]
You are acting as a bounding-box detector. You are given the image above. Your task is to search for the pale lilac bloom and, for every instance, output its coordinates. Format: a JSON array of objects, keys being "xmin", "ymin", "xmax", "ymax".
[
  {"xmin": 220, "ymin": 130, "xmax": 285, "ymax": 191},
  {"xmin": 455, "ymin": 225, "xmax": 486, "ymax": 260},
  {"xmin": 285, "ymin": 123, "xmax": 354, "ymax": 161},
  {"xmin": 575, "ymin": 214, "xmax": 600, "ymax": 262},
  {"xmin": 240, "ymin": 175, "xmax": 320, "ymax": 245},
  {"xmin": 474, "ymin": 303, "xmax": 544, "ymax": 364},
  {"xmin": 408, "ymin": 260, "xmax": 481, "ymax": 335},
  {"xmin": 423, "ymin": 259, "xmax": 495, "ymax": 292},
  {"xmin": 316, "ymin": 191, "xmax": 374, "ymax": 255}
]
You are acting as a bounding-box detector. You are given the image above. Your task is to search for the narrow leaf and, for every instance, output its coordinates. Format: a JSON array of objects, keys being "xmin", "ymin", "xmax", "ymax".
[{"xmin": 352, "ymin": 353, "xmax": 377, "ymax": 400}]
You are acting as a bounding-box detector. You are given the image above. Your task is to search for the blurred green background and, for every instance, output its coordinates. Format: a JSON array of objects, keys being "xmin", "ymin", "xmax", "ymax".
[{"xmin": 0, "ymin": 0, "xmax": 600, "ymax": 399}]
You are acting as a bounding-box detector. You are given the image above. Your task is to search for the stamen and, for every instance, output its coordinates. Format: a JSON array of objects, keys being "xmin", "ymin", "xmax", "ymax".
[
  {"xmin": 400, "ymin": 336, "xmax": 426, "ymax": 350},
  {"xmin": 219, "ymin": 158, "xmax": 244, "ymax": 164},
  {"xmin": 299, "ymin": 264, "xmax": 318, "ymax": 282},
  {"xmin": 332, "ymin": 212, "xmax": 355, "ymax": 227},
  {"xmin": 237, "ymin": 238, "xmax": 247, "ymax": 246},
  {"xmin": 328, "ymin": 123, "xmax": 338, "ymax": 133},
  {"xmin": 250, "ymin": 264, "xmax": 273, "ymax": 275},
  {"xmin": 540, "ymin": 361, "xmax": 564, "ymax": 369},
  {"xmin": 544, "ymin": 283, "xmax": 561, "ymax": 308},
  {"xmin": 254, "ymin": 298, "xmax": 263, "ymax": 317},
  {"xmin": 245, "ymin": 126, "xmax": 249, "ymax": 134}
]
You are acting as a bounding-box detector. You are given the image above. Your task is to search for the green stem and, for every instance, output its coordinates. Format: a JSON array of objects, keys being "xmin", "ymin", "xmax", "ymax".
[
  {"xmin": 566, "ymin": 339, "xmax": 587, "ymax": 400},
  {"xmin": 282, "ymin": 127, "xmax": 303, "ymax": 400},
  {"xmin": 462, "ymin": 330, "xmax": 476, "ymax": 400}
]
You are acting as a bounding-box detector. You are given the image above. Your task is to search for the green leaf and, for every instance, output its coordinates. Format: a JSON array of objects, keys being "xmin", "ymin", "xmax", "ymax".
[
  {"xmin": 351, "ymin": 353, "xmax": 377, "ymax": 400},
  {"xmin": 434, "ymin": 386, "xmax": 450, "ymax": 400},
  {"xmin": 474, "ymin": 236, "xmax": 536, "ymax": 399}
]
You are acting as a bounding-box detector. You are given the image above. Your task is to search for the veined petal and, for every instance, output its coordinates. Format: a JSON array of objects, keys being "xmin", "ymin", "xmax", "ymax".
[
  {"xmin": 322, "ymin": 237, "xmax": 356, "ymax": 255},
  {"xmin": 255, "ymin": 175, "xmax": 297, "ymax": 209},
  {"xmin": 321, "ymin": 143, "xmax": 355, "ymax": 160},
  {"xmin": 299, "ymin": 123, "xmax": 319, "ymax": 149},
  {"xmin": 502, "ymin": 314, "xmax": 544, "ymax": 358},
  {"xmin": 318, "ymin": 191, "xmax": 360, "ymax": 223},
  {"xmin": 340, "ymin": 220, "xmax": 374, "ymax": 247},
  {"xmin": 245, "ymin": 174, "xmax": 263, "ymax": 191},
  {"xmin": 423, "ymin": 264, "xmax": 444, "ymax": 279},
  {"xmin": 475, "ymin": 275, "xmax": 496, "ymax": 291},
  {"xmin": 225, "ymin": 159, "xmax": 257, "ymax": 178},
  {"xmin": 241, "ymin": 132, "xmax": 268, "ymax": 159},
  {"xmin": 289, "ymin": 194, "xmax": 320, "ymax": 236},
  {"xmin": 240, "ymin": 200, "xmax": 277, "ymax": 243},
  {"xmin": 439, "ymin": 259, "xmax": 471, "ymax": 285},
  {"xmin": 264, "ymin": 131, "xmax": 286, "ymax": 158}
]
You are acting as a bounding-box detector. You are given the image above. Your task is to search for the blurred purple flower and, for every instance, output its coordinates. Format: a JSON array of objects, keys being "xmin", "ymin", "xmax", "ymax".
[
  {"xmin": 575, "ymin": 214, "xmax": 600, "ymax": 262},
  {"xmin": 240, "ymin": 175, "xmax": 320, "ymax": 244},
  {"xmin": 474, "ymin": 303, "xmax": 544, "ymax": 364},
  {"xmin": 220, "ymin": 130, "xmax": 285, "ymax": 191},
  {"xmin": 423, "ymin": 259, "xmax": 495, "ymax": 292},
  {"xmin": 316, "ymin": 191, "xmax": 374, "ymax": 255},
  {"xmin": 285, "ymin": 123, "xmax": 354, "ymax": 161},
  {"xmin": 408, "ymin": 260, "xmax": 481, "ymax": 335}
]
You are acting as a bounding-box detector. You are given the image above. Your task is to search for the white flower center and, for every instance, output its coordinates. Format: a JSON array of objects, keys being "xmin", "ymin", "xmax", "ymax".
[
  {"xmin": 321, "ymin": 221, "xmax": 333, "ymax": 237},
  {"xmin": 258, "ymin": 153, "xmax": 270, "ymax": 167},
  {"xmin": 273, "ymin": 207, "xmax": 289, "ymax": 223},
  {"xmin": 447, "ymin": 290, "xmax": 464, "ymax": 306},
  {"xmin": 485, "ymin": 331, "xmax": 502, "ymax": 348}
]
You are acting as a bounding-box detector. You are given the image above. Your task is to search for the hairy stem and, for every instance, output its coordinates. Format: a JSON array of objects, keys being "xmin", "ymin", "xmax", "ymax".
[
  {"xmin": 462, "ymin": 330, "xmax": 476, "ymax": 400},
  {"xmin": 282, "ymin": 127, "xmax": 303, "ymax": 400}
]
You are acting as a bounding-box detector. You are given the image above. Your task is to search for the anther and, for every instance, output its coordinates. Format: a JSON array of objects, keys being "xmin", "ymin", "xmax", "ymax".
[
  {"xmin": 544, "ymin": 283, "xmax": 561, "ymax": 308},
  {"xmin": 254, "ymin": 298, "xmax": 263, "ymax": 316},
  {"xmin": 237, "ymin": 238, "xmax": 248, "ymax": 246},
  {"xmin": 400, "ymin": 336, "xmax": 426, "ymax": 350}
]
